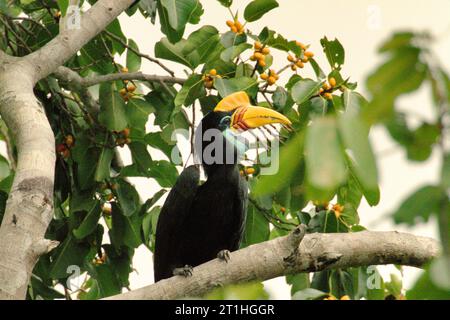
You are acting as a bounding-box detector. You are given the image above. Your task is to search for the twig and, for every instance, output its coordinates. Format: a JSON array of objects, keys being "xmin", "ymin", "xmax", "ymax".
[{"xmin": 103, "ymin": 30, "xmax": 175, "ymax": 76}]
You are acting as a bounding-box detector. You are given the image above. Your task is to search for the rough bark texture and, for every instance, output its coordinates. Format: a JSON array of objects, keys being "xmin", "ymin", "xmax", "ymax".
[
  {"xmin": 106, "ymin": 230, "xmax": 439, "ymax": 300},
  {"xmin": 0, "ymin": 0, "xmax": 134, "ymax": 300}
]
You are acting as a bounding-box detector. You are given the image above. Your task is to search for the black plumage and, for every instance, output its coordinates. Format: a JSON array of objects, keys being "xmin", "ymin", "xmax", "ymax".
[
  {"xmin": 153, "ymin": 91, "xmax": 291, "ymax": 282},
  {"xmin": 153, "ymin": 111, "xmax": 248, "ymax": 282}
]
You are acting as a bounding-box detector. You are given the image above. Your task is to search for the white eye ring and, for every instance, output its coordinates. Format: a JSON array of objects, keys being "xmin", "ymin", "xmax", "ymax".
[{"xmin": 220, "ymin": 116, "xmax": 231, "ymax": 126}]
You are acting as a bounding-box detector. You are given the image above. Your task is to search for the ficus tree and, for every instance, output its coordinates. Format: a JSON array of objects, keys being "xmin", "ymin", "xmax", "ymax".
[{"xmin": 0, "ymin": 0, "xmax": 447, "ymax": 300}]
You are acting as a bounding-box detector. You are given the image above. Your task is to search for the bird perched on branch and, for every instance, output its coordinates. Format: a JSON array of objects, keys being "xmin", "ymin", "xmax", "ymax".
[{"xmin": 154, "ymin": 91, "xmax": 291, "ymax": 282}]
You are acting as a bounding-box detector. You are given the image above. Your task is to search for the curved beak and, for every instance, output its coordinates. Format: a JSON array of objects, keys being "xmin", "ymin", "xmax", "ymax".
[{"xmin": 231, "ymin": 105, "xmax": 292, "ymax": 131}]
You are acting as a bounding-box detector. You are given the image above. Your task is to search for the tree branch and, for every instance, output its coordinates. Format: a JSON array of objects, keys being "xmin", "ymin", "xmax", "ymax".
[
  {"xmin": 105, "ymin": 229, "xmax": 439, "ymax": 300},
  {"xmin": 24, "ymin": 0, "xmax": 134, "ymax": 81},
  {"xmin": 0, "ymin": 0, "xmax": 134, "ymax": 300},
  {"xmin": 55, "ymin": 66, "xmax": 186, "ymax": 88},
  {"xmin": 103, "ymin": 29, "xmax": 175, "ymax": 76}
]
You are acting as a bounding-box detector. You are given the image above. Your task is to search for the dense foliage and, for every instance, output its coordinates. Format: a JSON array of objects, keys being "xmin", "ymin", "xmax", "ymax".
[{"xmin": 0, "ymin": 0, "xmax": 448, "ymax": 300}]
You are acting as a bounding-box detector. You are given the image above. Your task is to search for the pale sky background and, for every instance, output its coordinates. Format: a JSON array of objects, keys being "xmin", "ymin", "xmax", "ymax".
[
  {"xmin": 3, "ymin": 0, "xmax": 449, "ymax": 299},
  {"xmin": 118, "ymin": 0, "xmax": 450, "ymax": 299}
]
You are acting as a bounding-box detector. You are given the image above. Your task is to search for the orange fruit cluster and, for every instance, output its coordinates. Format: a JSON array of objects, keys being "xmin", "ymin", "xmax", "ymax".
[
  {"xmin": 93, "ymin": 252, "xmax": 107, "ymax": 265},
  {"xmin": 288, "ymin": 41, "xmax": 314, "ymax": 71},
  {"xmin": 260, "ymin": 69, "xmax": 279, "ymax": 86},
  {"xmin": 56, "ymin": 134, "xmax": 75, "ymax": 159},
  {"xmin": 119, "ymin": 83, "xmax": 136, "ymax": 102},
  {"xmin": 121, "ymin": 66, "xmax": 130, "ymax": 84},
  {"xmin": 240, "ymin": 167, "xmax": 256, "ymax": 177},
  {"xmin": 226, "ymin": 19, "xmax": 245, "ymax": 34},
  {"xmin": 331, "ymin": 203, "xmax": 344, "ymax": 218},
  {"xmin": 202, "ymin": 69, "xmax": 221, "ymax": 89},
  {"xmin": 116, "ymin": 128, "xmax": 131, "ymax": 147},
  {"xmin": 102, "ymin": 203, "xmax": 112, "ymax": 215},
  {"xmin": 250, "ymin": 41, "xmax": 270, "ymax": 67},
  {"xmin": 319, "ymin": 77, "xmax": 337, "ymax": 100},
  {"xmin": 324, "ymin": 295, "xmax": 350, "ymax": 300}
]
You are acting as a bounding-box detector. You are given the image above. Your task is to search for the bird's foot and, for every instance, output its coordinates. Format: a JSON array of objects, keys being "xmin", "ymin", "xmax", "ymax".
[
  {"xmin": 173, "ymin": 265, "xmax": 193, "ymax": 278},
  {"xmin": 217, "ymin": 249, "xmax": 231, "ymax": 263}
]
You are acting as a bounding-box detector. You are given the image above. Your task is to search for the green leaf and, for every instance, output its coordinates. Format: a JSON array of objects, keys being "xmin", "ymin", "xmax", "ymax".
[
  {"xmin": 338, "ymin": 113, "xmax": 378, "ymax": 192},
  {"xmin": 109, "ymin": 203, "xmax": 142, "ymax": 249},
  {"xmin": 254, "ymin": 132, "xmax": 303, "ymax": 195},
  {"xmin": 174, "ymin": 74, "xmax": 205, "ymax": 107},
  {"xmin": 126, "ymin": 98, "xmax": 155, "ymax": 129},
  {"xmin": 242, "ymin": 204, "xmax": 269, "ymax": 247},
  {"xmin": 128, "ymin": 142, "xmax": 153, "ymax": 175},
  {"xmin": 392, "ymin": 185, "xmax": 444, "ymax": 225},
  {"xmin": 217, "ymin": 0, "xmax": 232, "ymax": 7},
  {"xmin": 309, "ymin": 58, "xmax": 326, "ymax": 80},
  {"xmin": 155, "ymin": 38, "xmax": 194, "ymax": 68},
  {"xmin": 147, "ymin": 160, "xmax": 179, "ymax": 187},
  {"xmin": 365, "ymin": 47, "xmax": 427, "ymax": 123},
  {"xmin": 29, "ymin": 274, "xmax": 66, "ymax": 300},
  {"xmin": 57, "ymin": 0, "xmax": 69, "ymax": 16},
  {"xmin": 292, "ymin": 288, "xmax": 327, "ymax": 300},
  {"xmin": 379, "ymin": 31, "xmax": 416, "ymax": 53},
  {"xmin": 74, "ymin": 144, "xmax": 99, "ymax": 190},
  {"xmin": 145, "ymin": 132, "xmax": 180, "ymax": 160},
  {"xmin": 182, "ymin": 26, "xmax": 221, "ymax": 66},
  {"xmin": 98, "ymin": 83, "xmax": 128, "ymax": 132},
  {"xmin": 407, "ymin": 264, "xmax": 450, "ymax": 300},
  {"xmin": 49, "ymin": 235, "xmax": 89, "ymax": 279},
  {"xmin": 73, "ymin": 201, "xmax": 102, "ymax": 239},
  {"xmin": 106, "ymin": 20, "xmax": 127, "ymax": 55},
  {"xmin": 220, "ymin": 43, "xmax": 252, "ymax": 62},
  {"xmin": 115, "ymin": 179, "xmax": 140, "ymax": 216},
  {"xmin": 286, "ymin": 273, "xmax": 310, "ymax": 295},
  {"xmin": 157, "ymin": 2, "xmax": 184, "ymax": 43},
  {"xmin": 160, "ymin": 0, "xmax": 200, "ymax": 31},
  {"xmin": 305, "ymin": 117, "xmax": 346, "ymax": 200},
  {"xmin": 406, "ymin": 123, "xmax": 440, "ymax": 162},
  {"xmin": 126, "ymin": 39, "xmax": 141, "ymax": 72},
  {"xmin": 244, "ymin": 0, "xmax": 279, "ymax": 22},
  {"xmin": 88, "ymin": 264, "xmax": 121, "ymax": 297},
  {"xmin": 0, "ymin": 155, "xmax": 10, "ymax": 181},
  {"xmin": 442, "ymin": 153, "xmax": 450, "ymax": 189},
  {"xmin": 220, "ymin": 31, "xmax": 247, "ymax": 48},
  {"xmin": 290, "ymin": 78, "xmax": 322, "ymax": 105},
  {"xmin": 214, "ymin": 77, "xmax": 259, "ymax": 98},
  {"xmin": 342, "ymin": 90, "xmax": 368, "ymax": 115},
  {"xmin": 94, "ymin": 147, "xmax": 114, "ymax": 182},
  {"xmin": 320, "ymin": 36, "xmax": 345, "ymax": 70},
  {"xmin": 142, "ymin": 206, "xmax": 160, "ymax": 245}
]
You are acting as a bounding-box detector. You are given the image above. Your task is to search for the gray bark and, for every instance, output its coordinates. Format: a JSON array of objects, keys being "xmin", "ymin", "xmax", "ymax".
[{"xmin": 106, "ymin": 229, "xmax": 439, "ymax": 300}]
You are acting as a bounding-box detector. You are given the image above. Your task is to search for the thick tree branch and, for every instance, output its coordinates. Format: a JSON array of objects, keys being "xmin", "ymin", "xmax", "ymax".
[
  {"xmin": 106, "ymin": 230, "xmax": 439, "ymax": 300},
  {"xmin": 0, "ymin": 0, "xmax": 133, "ymax": 300},
  {"xmin": 24, "ymin": 0, "xmax": 134, "ymax": 81}
]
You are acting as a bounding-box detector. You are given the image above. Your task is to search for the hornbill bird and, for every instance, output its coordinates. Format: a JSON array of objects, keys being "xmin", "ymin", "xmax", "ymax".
[{"xmin": 154, "ymin": 91, "xmax": 291, "ymax": 282}]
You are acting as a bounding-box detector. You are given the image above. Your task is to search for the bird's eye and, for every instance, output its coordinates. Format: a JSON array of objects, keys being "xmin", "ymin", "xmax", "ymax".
[{"xmin": 220, "ymin": 116, "xmax": 231, "ymax": 127}]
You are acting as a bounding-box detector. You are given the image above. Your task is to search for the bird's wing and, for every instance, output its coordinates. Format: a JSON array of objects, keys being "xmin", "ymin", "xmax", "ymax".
[
  {"xmin": 229, "ymin": 177, "xmax": 249, "ymax": 250},
  {"xmin": 153, "ymin": 165, "xmax": 200, "ymax": 282}
]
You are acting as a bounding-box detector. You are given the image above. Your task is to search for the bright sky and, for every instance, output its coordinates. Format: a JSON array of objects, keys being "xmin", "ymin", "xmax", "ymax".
[{"xmin": 113, "ymin": 0, "xmax": 450, "ymax": 299}]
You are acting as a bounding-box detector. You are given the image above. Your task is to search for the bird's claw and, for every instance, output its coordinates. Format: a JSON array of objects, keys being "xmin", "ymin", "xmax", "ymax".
[
  {"xmin": 173, "ymin": 265, "xmax": 193, "ymax": 278},
  {"xmin": 217, "ymin": 249, "xmax": 231, "ymax": 263}
]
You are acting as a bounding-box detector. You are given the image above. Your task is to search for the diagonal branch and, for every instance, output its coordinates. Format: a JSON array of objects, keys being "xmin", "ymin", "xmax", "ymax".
[
  {"xmin": 24, "ymin": 0, "xmax": 135, "ymax": 82},
  {"xmin": 54, "ymin": 66, "xmax": 185, "ymax": 88},
  {"xmin": 105, "ymin": 229, "xmax": 440, "ymax": 300}
]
